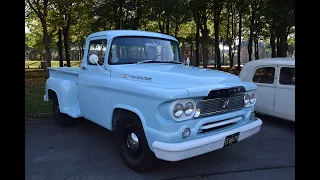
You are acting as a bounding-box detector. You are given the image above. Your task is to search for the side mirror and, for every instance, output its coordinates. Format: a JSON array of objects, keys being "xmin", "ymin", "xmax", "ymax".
[{"xmin": 89, "ymin": 54, "xmax": 99, "ymax": 64}]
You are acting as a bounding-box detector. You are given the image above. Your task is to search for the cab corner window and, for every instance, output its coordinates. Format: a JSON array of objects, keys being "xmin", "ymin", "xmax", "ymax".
[
  {"xmin": 279, "ymin": 67, "xmax": 295, "ymax": 86},
  {"xmin": 87, "ymin": 39, "xmax": 107, "ymax": 65},
  {"xmin": 252, "ymin": 67, "xmax": 275, "ymax": 84}
]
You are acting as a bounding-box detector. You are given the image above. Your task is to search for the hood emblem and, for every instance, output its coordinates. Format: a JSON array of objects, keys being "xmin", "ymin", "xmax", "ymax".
[{"xmin": 222, "ymin": 99, "xmax": 229, "ymax": 108}]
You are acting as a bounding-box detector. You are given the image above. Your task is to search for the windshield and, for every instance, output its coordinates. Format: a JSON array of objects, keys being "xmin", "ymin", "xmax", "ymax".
[{"xmin": 108, "ymin": 36, "xmax": 181, "ymax": 64}]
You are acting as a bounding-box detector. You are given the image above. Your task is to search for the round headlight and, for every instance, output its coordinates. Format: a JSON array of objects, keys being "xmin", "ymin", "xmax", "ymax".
[
  {"xmin": 173, "ymin": 103, "xmax": 184, "ymax": 118},
  {"xmin": 249, "ymin": 93, "xmax": 256, "ymax": 104},
  {"xmin": 244, "ymin": 94, "xmax": 250, "ymax": 104},
  {"xmin": 184, "ymin": 102, "xmax": 194, "ymax": 116}
]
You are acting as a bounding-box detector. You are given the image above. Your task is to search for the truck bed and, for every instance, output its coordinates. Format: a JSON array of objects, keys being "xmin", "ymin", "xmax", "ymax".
[{"xmin": 48, "ymin": 67, "xmax": 80, "ymax": 82}]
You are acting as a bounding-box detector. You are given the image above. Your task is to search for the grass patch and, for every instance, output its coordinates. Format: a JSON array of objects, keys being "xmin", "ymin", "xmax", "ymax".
[
  {"xmin": 25, "ymin": 69, "xmax": 52, "ymax": 115},
  {"xmin": 25, "ymin": 61, "xmax": 82, "ymax": 69}
]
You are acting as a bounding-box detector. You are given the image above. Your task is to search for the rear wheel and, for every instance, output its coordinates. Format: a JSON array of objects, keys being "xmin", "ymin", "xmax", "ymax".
[
  {"xmin": 52, "ymin": 94, "xmax": 72, "ymax": 127},
  {"xmin": 114, "ymin": 113, "xmax": 159, "ymax": 173}
]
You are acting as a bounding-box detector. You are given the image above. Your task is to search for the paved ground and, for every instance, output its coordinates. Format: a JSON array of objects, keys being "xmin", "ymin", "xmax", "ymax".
[{"xmin": 25, "ymin": 115, "xmax": 295, "ymax": 180}]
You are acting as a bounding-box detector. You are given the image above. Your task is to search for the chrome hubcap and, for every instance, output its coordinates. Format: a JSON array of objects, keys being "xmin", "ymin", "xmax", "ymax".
[{"xmin": 126, "ymin": 133, "xmax": 139, "ymax": 153}]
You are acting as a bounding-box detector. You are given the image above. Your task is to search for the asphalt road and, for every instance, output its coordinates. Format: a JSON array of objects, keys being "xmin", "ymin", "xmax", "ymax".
[{"xmin": 25, "ymin": 115, "xmax": 295, "ymax": 180}]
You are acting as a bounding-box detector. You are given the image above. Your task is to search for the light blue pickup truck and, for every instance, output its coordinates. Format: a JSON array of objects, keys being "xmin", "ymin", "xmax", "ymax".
[{"xmin": 44, "ymin": 30, "xmax": 263, "ymax": 172}]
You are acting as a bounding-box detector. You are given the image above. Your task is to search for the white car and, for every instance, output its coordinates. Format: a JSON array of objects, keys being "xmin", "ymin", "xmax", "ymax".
[{"xmin": 239, "ymin": 58, "xmax": 295, "ymax": 122}]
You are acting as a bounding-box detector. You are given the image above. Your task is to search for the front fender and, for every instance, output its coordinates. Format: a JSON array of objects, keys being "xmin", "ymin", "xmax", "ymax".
[
  {"xmin": 112, "ymin": 104, "xmax": 147, "ymax": 129},
  {"xmin": 113, "ymin": 104, "xmax": 160, "ymax": 150},
  {"xmin": 45, "ymin": 77, "xmax": 81, "ymax": 118}
]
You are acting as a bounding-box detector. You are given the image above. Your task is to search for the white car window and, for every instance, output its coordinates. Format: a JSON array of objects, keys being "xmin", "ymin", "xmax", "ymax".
[
  {"xmin": 279, "ymin": 67, "xmax": 295, "ymax": 86},
  {"xmin": 252, "ymin": 67, "xmax": 275, "ymax": 84}
]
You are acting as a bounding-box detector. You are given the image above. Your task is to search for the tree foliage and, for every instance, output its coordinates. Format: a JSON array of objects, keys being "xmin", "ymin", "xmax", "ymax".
[{"xmin": 26, "ymin": 0, "xmax": 295, "ymax": 69}]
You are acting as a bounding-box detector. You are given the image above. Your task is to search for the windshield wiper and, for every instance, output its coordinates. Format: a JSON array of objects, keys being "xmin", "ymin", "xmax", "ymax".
[{"xmin": 136, "ymin": 60, "xmax": 183, "ymax": 64}]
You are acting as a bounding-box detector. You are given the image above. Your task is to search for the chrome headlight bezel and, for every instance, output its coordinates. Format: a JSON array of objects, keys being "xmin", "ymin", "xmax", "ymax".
[
  {"xmin": 244, "ymin": 91, "xmax": 257, "ymax": 107},
  {"xmin": 173, "ymin": 103, "xmax": 184, "ymax": 118},
  {"xmin": 244, "ymin": 94, "xmax": 250, "ymax": 105},
  {"xmin": 184, "ymin": 102, "xmax": 194, "ymax": 116},
  {"xmin": 170, "ymin": 99, "xmax": 196, "ymax": 122}
]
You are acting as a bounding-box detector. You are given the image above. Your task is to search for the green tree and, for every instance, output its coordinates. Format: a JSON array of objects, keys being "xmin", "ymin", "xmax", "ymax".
[
  {"xmin": 52, "ymin": 0, "xmax": 90, "ymax": 67},
  {"xmin": 26, "ymin": 0, "xmax": 55, "ymax": 75}
]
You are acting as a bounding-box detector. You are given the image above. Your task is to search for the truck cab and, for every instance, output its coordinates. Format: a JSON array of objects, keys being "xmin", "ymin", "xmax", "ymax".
[{"xmin": 44, "ymin": 30, "xmax": 263, "ymax": 172}]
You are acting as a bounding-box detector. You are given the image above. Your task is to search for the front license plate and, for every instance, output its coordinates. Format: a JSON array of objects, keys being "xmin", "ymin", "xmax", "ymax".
[{"xmin": 224, "ymin": 132, "xmax": 240, "ymax": 147}]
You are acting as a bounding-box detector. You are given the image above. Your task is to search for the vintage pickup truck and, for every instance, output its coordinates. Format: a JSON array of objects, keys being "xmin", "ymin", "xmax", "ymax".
[{"xmin": 44, "ymin": 30, "xmax": 263, "ymax": 172}]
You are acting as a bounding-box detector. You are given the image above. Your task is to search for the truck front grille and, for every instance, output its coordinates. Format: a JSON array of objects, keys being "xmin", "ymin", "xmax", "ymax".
[{"xmin": 196, "ymin": 95, "xmax": 245, "ymax": 118}]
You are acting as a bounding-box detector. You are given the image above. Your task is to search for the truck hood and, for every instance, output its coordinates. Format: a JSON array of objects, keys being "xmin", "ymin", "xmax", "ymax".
[{"xmin": 110, "ymin": 64, "xmax": 250, "ymax": 97}]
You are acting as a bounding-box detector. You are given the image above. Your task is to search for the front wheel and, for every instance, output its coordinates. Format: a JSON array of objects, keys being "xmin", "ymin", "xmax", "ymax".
[
  {"xmin": 52, "ymin": 94, "xmax": 72, "ymax": 127},
  {"xmin": 114, "ymin": 113, "xmax": 159, "ymax": 173}
]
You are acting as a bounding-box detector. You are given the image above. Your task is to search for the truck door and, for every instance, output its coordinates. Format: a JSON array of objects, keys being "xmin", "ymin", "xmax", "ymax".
[{"xmin": 77, "ymin": 37, "xmax": 110, "ymax": 127}]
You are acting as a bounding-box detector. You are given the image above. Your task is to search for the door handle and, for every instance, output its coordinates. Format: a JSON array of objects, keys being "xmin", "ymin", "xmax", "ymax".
[{"xmin": 81, "ymin": 66, "xmax": 87, "ymax": 70}]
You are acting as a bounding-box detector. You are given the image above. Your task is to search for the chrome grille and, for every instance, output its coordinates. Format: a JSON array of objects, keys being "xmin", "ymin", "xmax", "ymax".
[{"xmin": 196, "ymin": 95, "xmax": 244, "ymax": 117}]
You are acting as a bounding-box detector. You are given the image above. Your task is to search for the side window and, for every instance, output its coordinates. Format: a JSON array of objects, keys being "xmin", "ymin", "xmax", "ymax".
[
  {"xmin": 252, "ymin": 67, "xmax": 275, "ymax": 84},
  {"xmin": 87, "ymin": 39, "xmax": 107, "ymax": 65},
  {"xmin": 279, "ymin": 67, "xmax": 295, "ymax": 85}
]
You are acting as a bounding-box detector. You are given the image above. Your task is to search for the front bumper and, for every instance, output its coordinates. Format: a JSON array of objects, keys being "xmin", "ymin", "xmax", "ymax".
[{"xmin": 152, "ymin": 118, "xmax": 262, "ymax": 161}]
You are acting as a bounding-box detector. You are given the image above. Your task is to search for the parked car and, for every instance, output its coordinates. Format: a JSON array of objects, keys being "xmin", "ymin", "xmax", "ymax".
[
  {"xmin": 44, "ymin": 30, "xmax": 263, "ymax": 172},
  {"xmin": 239, "ymin": 58, "xmax": 295, "ymax": 122}
]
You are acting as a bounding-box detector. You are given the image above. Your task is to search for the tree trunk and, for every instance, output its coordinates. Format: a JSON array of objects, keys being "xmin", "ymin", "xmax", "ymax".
[
  {"xmin": 226, "ymin": 5, "xmax": 232, "ymax": 66},
  {"xmin": 166, "ymin": 17, "xmax": 170, "ymax": 35},
  {"xmin": 79, "ymin": 44, "xmax": 82, "ymax": 61},
  {"xmin": 81, "ymin": 42, "xmax": 84, "ymax": 60},
  {"xmin": 202, "ymin": 42, "xmax": 205, "ymax": 67},
  {"xmin": 181, "ymin": 41, "xmax": 186, "ymax": 62},
  {"xmin": 270, "ymin": 21, "xmax": 276, "ymax": 58},
  {"xmin": 201, "ymin": 13, "xmax": 209, "ymax": 68},
  {"xmin": 256, "ymin": 39, "xmax": 259, "ymax": 59},
  {"xmin": 214, "ymin": 7, "xmax": 222, "ymax": 70},
  {"xmin": 158, "ymin": 19, "xmax": 164, "ymax": 33},
  {"xmin": 190, "ymin": 42, "xmax": 193, "ymax": 62},
  {"xmin": 133, "ymin": 1, "xmax": 142, "ymax": 30},
  {"xmin": 63, "ymin": 26, "xmax": 71, "ymax": 67},
  {"xmin": 230, "ymin": 5, "xmax": 235, "ymax": 67},
  {"xmin": 254, "ymin": 38, "xmax": 257, "ymax": 59},
  {"xmin": 222, "ymin": 43, "xmax": 224, "ymax": 65},
  {"xmin": 195, "ymin": 23, "xmax": 200, "ymax": 67},
  {"xmin": 254, "ymin": 38, "xmax": 259, "ymax": 59},
  {"xmin": 174, "ymin": 17, "xmax": 179, "ymax": 38},
  {"xmin": 40, "ymin": 19, "xmax": 52, "ymax": 77},
  {"xmin": 285, "ymin": 26, "xmax": 291, "ymax": 54},
  {"xmin": 248, "ymin": 6, "xmax": 255, "ymax": 61},
  {"xmin": 278, "ymin": 23, "xmax": 288, "ymax": 57},
  {"xmin": 237, "ymin": 10, "xmax": 242, "ymax": 70},
  {"xmin": 276, "ymin": 36, "xmax": 280, "ymax": 57},
  {"xmin": 57, "ymin": 28, "xmax": 64, "ymax": 67}
]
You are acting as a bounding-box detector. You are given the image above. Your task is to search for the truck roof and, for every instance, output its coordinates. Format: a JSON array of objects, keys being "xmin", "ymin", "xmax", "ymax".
[{"xmin": 87, "ymin": 30, "xmax": 178, "ymax": 42}]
